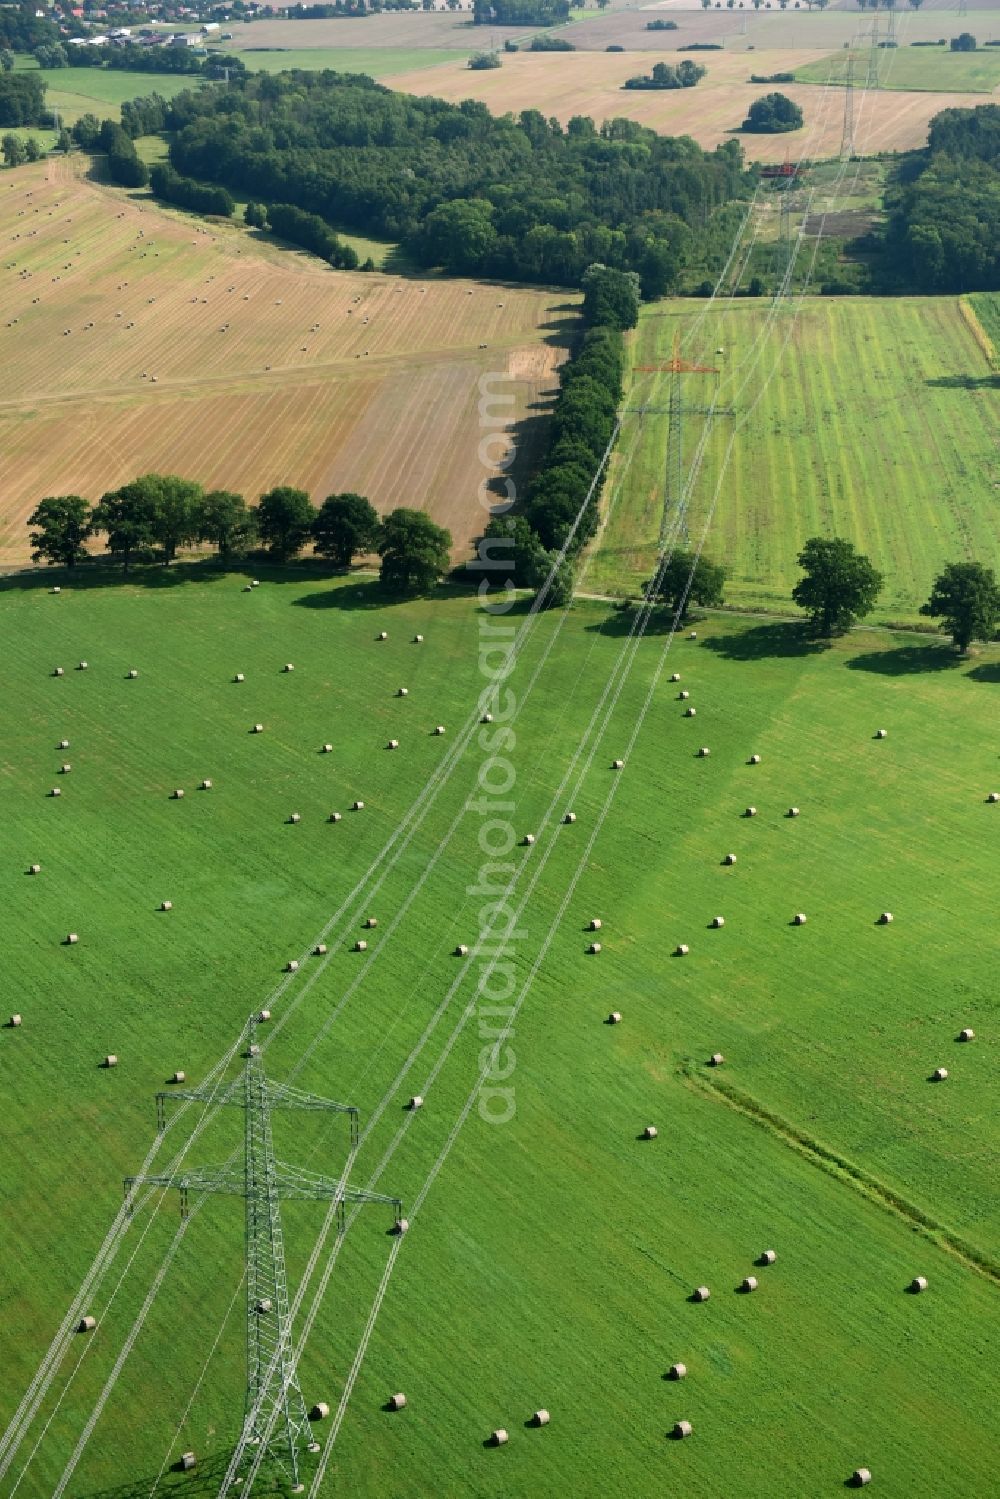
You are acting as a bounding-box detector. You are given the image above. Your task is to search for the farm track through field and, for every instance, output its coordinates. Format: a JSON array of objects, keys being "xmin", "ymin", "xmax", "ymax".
[{"xmin": 685, "ymin": 1069, "xmax": 1000, "ymax": 1285}]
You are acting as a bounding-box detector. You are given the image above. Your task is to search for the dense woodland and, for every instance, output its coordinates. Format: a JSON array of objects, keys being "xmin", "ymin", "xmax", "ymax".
[
  {"xmin": 161, "ymin": 71, "xmax": 751, "ymax": 295},
  {"xmin": 883, "ymin": 105, "xmax": 1000, "ymax": 291}
]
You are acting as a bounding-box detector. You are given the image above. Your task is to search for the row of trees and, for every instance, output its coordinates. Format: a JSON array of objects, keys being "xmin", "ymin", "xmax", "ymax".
[
  {"xmin": 27, "ymin": 482, "xmax": 454, "ymax": 594},
  {"xmin": 623, "ymin": 61, "xmax": 706, "ymax": 91},
  {"xmin": 160, "ymin": 70, "xmax": 751, "ymax": 296}
]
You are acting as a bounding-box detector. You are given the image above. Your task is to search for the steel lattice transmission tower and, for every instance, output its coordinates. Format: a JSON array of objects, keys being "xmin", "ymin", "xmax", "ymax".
[
  {"xmin": 126, "ymin": 1018, "xmax": 402, "ymax": 1493},
  {"xmin": 841, "ymin": 51, "xmax": 856, "ymax": 161}
]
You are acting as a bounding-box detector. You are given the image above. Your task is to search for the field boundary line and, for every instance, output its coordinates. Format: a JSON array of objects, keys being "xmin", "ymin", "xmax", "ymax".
[
  {"xmin": 683, "ymin": 1066, "xmax": 1000, "ymax": 1285},
  {"xmin": 958, "ymin": 296, "xmax": 999, "ymax": 370}
]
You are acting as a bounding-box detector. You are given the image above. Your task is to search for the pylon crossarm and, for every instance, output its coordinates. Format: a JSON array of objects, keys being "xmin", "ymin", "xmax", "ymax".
[
  {"xmin": 264, "ymin": 1080, "xmax": 359, "ymax": 1117},
  {"xmin": 269, "ymin": 1160, "xmax": 400, "ymax": 1209}
]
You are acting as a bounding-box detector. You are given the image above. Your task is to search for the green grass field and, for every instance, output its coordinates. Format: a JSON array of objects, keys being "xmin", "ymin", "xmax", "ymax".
[
  {"xmin": 588, "ymin": 296, "xmax": 1000, "ymax": 620},
  {"xmin": 1, "ymin": 570, "xmax": 998, "ymax": 1496},
  {"xmin": 230, "ymin": 46, "xmax": 471, "ymax": 76},
  {"xmin": 794, "ymin": 44, "xmax": 1000, "ymax": 93},
  {"xmin": 14, "ymin": 59, "xmax": 205, "ymax": 125}
]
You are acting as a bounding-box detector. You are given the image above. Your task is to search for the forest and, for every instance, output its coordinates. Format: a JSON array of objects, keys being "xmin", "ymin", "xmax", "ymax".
[
  {"xmin": 161, "ymin": 71, "xmax": 752, "ymax": 295},
  {"xmin": 882, "ymin": 105, "xmax": 1000, "ymax": 291}
]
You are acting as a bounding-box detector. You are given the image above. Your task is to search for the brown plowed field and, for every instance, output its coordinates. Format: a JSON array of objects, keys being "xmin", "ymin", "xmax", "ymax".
[
  {"xmin": 0, "ymin": 159, "xmax": 572, "ymax": 570},
  {"xmin": 386, "ymin": 49, "xmax": 986, "ymax": 162}
]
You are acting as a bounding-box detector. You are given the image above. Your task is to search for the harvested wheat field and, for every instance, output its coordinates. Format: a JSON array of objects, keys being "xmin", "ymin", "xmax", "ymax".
[
  {"xmin": 387, "ymin": 49, "xmax": 986, "ymax": 163},
  {"xmin": 0, "ymin": 157, "xmax": 572, "ymax": 569}
]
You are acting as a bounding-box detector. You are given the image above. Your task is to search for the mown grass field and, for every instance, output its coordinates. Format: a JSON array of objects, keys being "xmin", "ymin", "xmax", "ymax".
[
  {"xmin": 588, "ymin": 296, "xmax": 1000, "ymax": 621},
  {"xmin": 794, "ymin": 45, "xmax": 1000, "ymax": 93},
  {"xmin": 1, "ymin": 573, "xmax": 998, "ymax": 1496},
  {"xmin": 0, "ymin": 158, "xmax": 571, "ymax": 570},
  {"xmin": 232, "ymin": 46, "xmax": 471, "ymax": 76},
  {"xmin": 17, "ymin": 59, "xmax": 204, "ymax": 126}
]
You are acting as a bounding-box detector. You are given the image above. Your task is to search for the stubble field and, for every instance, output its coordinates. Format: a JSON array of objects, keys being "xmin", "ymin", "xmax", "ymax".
[
  {"xmin": 0, "ymin": 158, "xmax": 572, "ymax": 571},
  {"xmin": 0, "ymin": 574, "xmax": 997, "ymax": 1497}
]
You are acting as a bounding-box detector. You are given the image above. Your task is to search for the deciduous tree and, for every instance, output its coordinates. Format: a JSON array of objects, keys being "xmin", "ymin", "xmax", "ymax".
[
  {"xmin": 791, "ymin": 536, "xmax": 883, "ymax": 636},
  {"xmin": 256, "ymin": 486, "xmax": 314, "ymax": 560},
  {"xmin": 377, "ymin": 508, "xmax": 452, "ymax": 594},
  {"xmin": 28, "ymin": 495, "xmax": 93, "ymax": 569},
  {"xmin": 196, "ymin": 489, "xmax": 256, "ymax": 562},
  {"xmin": 644, "ymin": 550, "xmax": 726, "ymax": 619},
  {"xmin": 312, "ymin": 492, "xmax": 380, "ymax": 569},
  {"xmin": 920, "ymin": 560, "xmax": 1000, "ymax": 652}
]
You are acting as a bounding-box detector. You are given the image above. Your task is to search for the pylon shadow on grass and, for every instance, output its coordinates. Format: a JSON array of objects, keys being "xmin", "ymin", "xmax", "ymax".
[{"xmin": 74, "ymin": 1449, "xmax": 235, "ymax": 1497}]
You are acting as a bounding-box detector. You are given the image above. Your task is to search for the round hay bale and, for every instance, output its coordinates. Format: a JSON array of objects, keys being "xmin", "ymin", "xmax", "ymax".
[
  {"xmin": 959, "ymin": 1027, "xmax": 975, "ymax": 1042},
  {"xmin": 414, "ymin": 634, "xmax": 424, "ymax": 643},
  {"xmin": 482, "ymin": 713, "xmax": 493, "ymax": 724},
  {"xmin": 59, "ymin": 740, "xmax": 69, "ymax": 750},
  {"xmin": 741, "ymin": 1276, "xmax": 758, "ymax": 1293},
  {"xmin": 397, "ymin": 687, "xmax": 408, "ymax": 697},
  {"xmin": 852, "ymin": 1469, "xmax": 872, "ymax": 1487},
  {"xmin": 679, "ymin": 690, "xmax": 690, "ymax": 701},
  {"xmin": 745, "ymin": 806, "xmax": 757, "ymax": 818},
  {"xmin": 749, "ymin": 754, "xmax": 761, "ymax": 765},
  {"xmin": 259, "ymin": 1009, "xmax": 272, "ymax": 1022},
  {"xmin": 387, "ymin": 739, "xmax": 399, "ymax": 750},
  {"xmin": 234, "ymin": 673, "xmax": 245, "ymax": 683},
  {"xmin": 364, "ymin": 917, "xmax": 378, "ymax": 929},
  {"xmin": 564, "ymin": 811, "xmax": 577, "ymax": 823},
  {"xmin": 314, "ymin": 944, "xmax": 327, "ymax": 956},
  {"xmin": 409, "ymin": 1096, "xmax": 423, "ymax": 1110},
  {"xmin": 173, "ymin": 789, "xmax": 184, "ymax": 800},
  {"xmin": 433, "ymin": 725, "xmax": 446, "ymax": 736},
  {"xmin": 10, "ymin": 1014, "xmax": 22, "ymax": 1027},
  {"xmin": 671, "ymin": 673, "xmax": 681, "ymax": 683},
  {"xmin": 103, "ymin": 1054, "xmax": 117, "ymax": 1067},
  {"xmin": 608, "ymin": 1011, "xmax": 622, "ymax": 1025},
  {"xmin": 51, "ymin": 587, "xmax": 61, "ymax": 595},
  {"xmin": 53, "ymin": 667, "xmax": 64, "ymax": 677},
  {"xmin": 987, "ymin": 792, "xmax": 999, "ymax": 804},
  {"xmin": 355, "ymin": 940, "xmax": 368, "ymax": 952},
  {"xmin": 50, "ymin": 788, "xmax": 61, "ymax": 797},
  {"xmin": 490, "ymin": 1429, "xmax": 508, "ymax": 1446},
  {"xmin": 612, "ymin": 758, "xmax": 625, "ymax": 769},
  {"xmin": 257, "ymin": 1298, "xmax": 272, "ymax": 1313},
  {"xmin": 875, "ymin": 729, "xmax": 887, "ymax": 739},
  {"xmin": 252, "ymin": 580, "xmax": 260, "ymax": 589},
  {"xmin": 455, "ymin": 944, "xmax": 469, "ymax": 957},
  {"xmin": 674, "ymin": 1420, "xmax": 693, "ymax": 1440},
  {"xmin": 759, "ymin": 1249, "xmax": 777, "ymax": 1266},
  {"xmin": 78, "ymin": 661, "xmax": 88, "ymax": 671},
  {"xmin": 243, "ymin": 584, "xmax": 253, "ymax": 592},
  {"xmin": 879, "ymin": 912, "xmax": 893, "ymax": 924},
  {"xmin": 698, "ymin": 747, "xmax": 710, "ymax": 758},
  {"xmin": 590, "ymin": 918, "xmax": 602, "ymax": 931},
  {"xmin": 389, "ymin": 1392, "xmax": 407, "ymax": 1411},
  {"xmin": 160, "ymin": 900, "xmax": 172, "ymax": 911},
  {"xmin": 688, "ymin": 631, "xmax": 697, "ymax": 640},
  {"xmin": 394, "ymin": 1217, "xmax": 409, "ymax": 1235},
  {"xmin": 711, "ymin": 916, "xmax": 725, "ymax": 928},
  {"xmin": 252, "ymin": 724, "xmax": 264, "ymax": 734},
  {"xmin": 171, "ymin": 1071, "xmax": 186, "ymax": 1084},
  {"xmin": 787, "ymin": 807, "xmax": 800, "ymax": 819},
  {"xmin": 668, "ymin": 1363, "xmax": 687, "ymax": 1380},
  {"xmin": 28, "ymin": 864, "xmax": 41, "ymax": 875},
  {"xmin": 932, "ymin": 1067, "xmax": 948, "ymax": 1081},
  {"xmin": 709, "ymin": 1052, "xmax": 724, "ymax": 1067},
  {"xmin": 179, "ymin": 1454, "xmax": 196, "ymax": 1472},
  {"xmin": 643, "ymin": 1125, "xmax": 658, "ymax": 1139},
  {"xmin": 66, "ymin": 933, "xmax": 78, "ymax": 945},
  {"xmin": 286, "ymin": 960, "xmax": 299, "ymax": 972},
  {"xmin": 200, "ymin": 779, "xmax": 212, "ymax": 790},
  {"xmin": 78, "ymin": 1316, "xmax": 96, "ymax": 1332},
  {"xmin": 284, "ymin": 663, "xmax": 294, "ymax": 673},
  {"xmin": 523, "ymin": 833, "xmax": 535, "ymax": 846},
  {"xmin": 910, "ymin": 1276, "xmax": 928, "ymax": 1294},
  {"xmin": 128, "ymin": 669, "xmax": 138, "ymax": 679},
  {"xmin": 724, "ymin": 854, "xmax": 737, "ymax": 866},
  {"xmin": 353, "ymin": 800, "xmax": 365, "ymax": 811},
  {"xmin": 60, "ymin": 763, "xmax": 71, "ymax": 774},
  {"xmin": 322, "ymin": 744, "xmax": 333, "ymax": 754},
  {"xmin": 532, "ymin": 1409, "xmax": 550, "ymax": 1427},
  {"xmin": 289, "ymin": 813, "xmax": 301, "ymax": 824},
  {"xmin": 329, "ymin": 812, "xmax": 342, "ymax": 823},
  {"xmin": 675, "ymin": 944, "xmax": 689, "ymax": 956},
  {"xmin": 684, "ymin": 707, "xmax": 696, "ymax": 718},
  {"xmin": 793, "ymin": 912, "xmax": 807, "ymax": 925},
  {"xmin": 377, "ymin": 632, "xmax": 387, "ymax": 641},
  {"xmin": 588, "ymin": 942, "xmax": 602, "ymax": 954},
  {"xmin": 310, "ymin": 1403, "xmax": 330, "ymax": 1422}
]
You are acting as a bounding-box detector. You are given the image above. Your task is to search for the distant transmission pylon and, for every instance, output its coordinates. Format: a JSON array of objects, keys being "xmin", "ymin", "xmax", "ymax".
[
  {"xmin": 866, "ymin": 7, "xmax": 880, "ymax": 91},
  {"xmin": 841, "ymin": 51, "xmax": 855, "ymax": 160},
  {"xmin": 126, "ymin": 1017, "xmax": 402, "ymax": 1493},
  {"xmin": 958, "ymin": 0, "xmax": 968, "ymax": 16},
  {"xmin": 887, "ymin": 1, "xmax": 897, "ymax": 47}
]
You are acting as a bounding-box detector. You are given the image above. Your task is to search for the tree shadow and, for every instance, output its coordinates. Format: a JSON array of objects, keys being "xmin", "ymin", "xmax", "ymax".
[
  {"xmin": 293, "ymin": 579, "xmax": 398, "ymax": 612},
  {"xmin": 0, "ymin": 559, "xmax": 232, "ymax": 595},
  {"xmin": 926, "ymin": 374, "xmax": 1000, "ymax": 390},
  {"xmin": 966, "ymin": 661, "xmax": 1000, "ymax": 683},
  {"xmin": 698, "ymin": 622, "xmax": 824, "ymax": 661},
  {"xmin": 845, "ymin": 645, "xmax": 962, "ymax": 676}
]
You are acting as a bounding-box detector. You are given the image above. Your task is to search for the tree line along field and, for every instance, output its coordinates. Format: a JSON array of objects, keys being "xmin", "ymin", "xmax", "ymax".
[
  {"xmin": 385, "ymin": 48, "xmax": 988, "ymax": 163},
  {"xmin": 0, "ymin": 157, "xmax": 571, "ymax": 571},
  {"xmin": 587, "ymin": 296, "xmax": 1000, "ymax": 622},
  {"xmin": 1, "ymin": 575, "xmax": 997, "ymax": 1496}
]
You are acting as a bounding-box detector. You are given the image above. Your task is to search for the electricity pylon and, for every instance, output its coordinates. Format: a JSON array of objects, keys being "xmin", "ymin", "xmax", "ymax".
[
  {"xmin": 635, "ymin": 333, "xmax": 731, "ymax": 547},
  {"xmin": 126, "ymin": 1018, "xmax": 401, "ymax": 1493},
  {"xmin": 841, "ymin": 51, "xmax": 856, "ymax": 160}
]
